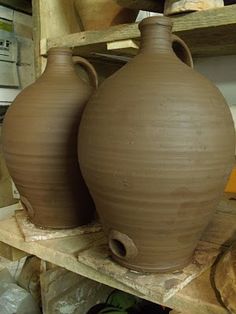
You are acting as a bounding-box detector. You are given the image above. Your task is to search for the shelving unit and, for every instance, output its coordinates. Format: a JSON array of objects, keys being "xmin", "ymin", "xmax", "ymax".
[
  {"xmin": 0, "ymin": 1, "xmax": 235, "ymax": 313},
  {"xmin": 43, "ymin": 4, "xmax": 236, "ymax": 58},
  {"xmin": 33, "ymin": 1, "xmax": 236, "ymax": 74},
  {"xmin": 0, "ymin": 197, "xmax": 235, "ymax": 314}
]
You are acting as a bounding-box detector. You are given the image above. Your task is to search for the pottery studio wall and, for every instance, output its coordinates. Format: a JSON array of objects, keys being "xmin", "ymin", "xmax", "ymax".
[
  {"xmin": 195, "ymin": 55, "xmax": 236, "ymax": 131},
  {"xmin": 0, "ymin": 5, "xmax": 34, "ymax": 208}
]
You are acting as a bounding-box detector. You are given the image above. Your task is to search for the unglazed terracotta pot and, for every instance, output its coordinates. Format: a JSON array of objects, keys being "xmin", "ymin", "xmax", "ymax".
[
  {"xmin": 3, "ymin": 48, "xmax": 98, "ymax": 229},
  {"xmin": 78, "ymin": 16, "xmax": 235, "ymax": 272},
  {"xmin": 74, "ymin": 0, "xmax": 138, "ymax": 30}
]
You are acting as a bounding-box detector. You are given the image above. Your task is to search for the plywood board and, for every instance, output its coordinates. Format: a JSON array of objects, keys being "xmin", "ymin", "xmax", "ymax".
[
  {"xmin": 168, "ymin": 269, "xmax": 228, "ymax": 314},
  {"xmin": 15, "ymin": 210, "xmax": 102, "ymax": 242},
  {"xmin": 78, "ymin": 239, "xmax": 222, "ymax": 303},
  {"xmin": 0, "ymin": 241, "xmax": 28, "ymax": 260}
]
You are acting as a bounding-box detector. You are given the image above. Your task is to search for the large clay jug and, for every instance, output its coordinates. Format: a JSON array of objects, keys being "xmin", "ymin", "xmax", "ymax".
[
  {"xmin": 3, "ymin": 48, "xmax": 98, "ymax": 229},
  {"xmin": 74, "ymin": 0, "xmax": 138, "ymax": 31},
  {"xmin": 78, "ymin": 16, "xmax": 235, "ymax": 272}
]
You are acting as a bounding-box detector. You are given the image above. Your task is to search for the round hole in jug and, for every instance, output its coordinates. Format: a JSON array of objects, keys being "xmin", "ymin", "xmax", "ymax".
[
  {"xmin": 108, "ymin": 230, "xmax": 138, "ymax": 260},
  {"xmin": 109, "ymin": 238, "xmax": 127, "ymax": 258}
]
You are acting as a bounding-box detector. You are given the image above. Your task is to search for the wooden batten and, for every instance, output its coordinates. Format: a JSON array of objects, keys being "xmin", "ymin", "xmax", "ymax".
[
  {"xmin": 107, "ymin": 39, "xmax": 139, "ymax": 56},
  {"xmin": 32, "ymin": 0, "xmax": 81, "ymax": 76}
]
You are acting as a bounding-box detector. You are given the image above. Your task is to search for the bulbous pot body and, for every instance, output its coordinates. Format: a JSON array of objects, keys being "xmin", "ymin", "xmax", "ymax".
[
  {"xmin": 78, "ymin": 17, "xmax": 235, "ymax": 272},
  {"xmin": 3, "ymin": 48, "xmax": 97, "ymax": 229}
]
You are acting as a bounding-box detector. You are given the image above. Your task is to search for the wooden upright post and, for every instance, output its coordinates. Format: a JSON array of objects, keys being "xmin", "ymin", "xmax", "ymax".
[{"xmin": 32, "ymin": 0, "xmax": 81, "ymax": 77}]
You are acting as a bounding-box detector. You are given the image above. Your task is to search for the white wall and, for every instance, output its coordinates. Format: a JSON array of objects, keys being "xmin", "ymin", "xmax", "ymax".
[{"xmin": 194, "ymin": 55, "xmax": 236, "ymax": 126}]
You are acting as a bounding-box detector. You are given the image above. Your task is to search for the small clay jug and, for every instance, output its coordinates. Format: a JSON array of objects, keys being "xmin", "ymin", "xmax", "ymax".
[
  {"xmin": 74, "ymin": 0, "xmax": 138, "ymax": 30},
  {"xmin": 78, "ymin": 16, "xmax": 235, "ymax": 272},
  {"xmin": 3, "ymin": 48, "xmax": 98, "ymax": 229}
]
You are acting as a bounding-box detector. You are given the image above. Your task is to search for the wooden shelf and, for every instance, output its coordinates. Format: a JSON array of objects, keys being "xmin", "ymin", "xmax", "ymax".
[
  {"xmin": 0, "ymin": 197, "xmax": 235, "ymax": 313},
  {"xmin": 40, "ymin": 4, "xmax": 236, "ymax": 58}
]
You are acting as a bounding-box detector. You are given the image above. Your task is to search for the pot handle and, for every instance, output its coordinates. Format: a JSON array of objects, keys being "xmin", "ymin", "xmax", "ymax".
[
  {"xmin": 171, "ymin": 35, "xmax": 193, "ymax": 68},
  {"xmin": 109, "ymin": 230, "xmax": 138, "ymax": 260},
  {"xmin": 72, "ymin": 56, "xmax": 98, "ymax": 89}
]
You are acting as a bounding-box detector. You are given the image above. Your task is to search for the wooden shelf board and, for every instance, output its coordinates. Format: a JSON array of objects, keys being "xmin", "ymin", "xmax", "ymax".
[
  {"xmin": 42, "ymin": 5, "xmax": 236, "ymax": 58},
  {"xmin": 0, "ymin": 196, "xmax": 235, "ymax": 313}
]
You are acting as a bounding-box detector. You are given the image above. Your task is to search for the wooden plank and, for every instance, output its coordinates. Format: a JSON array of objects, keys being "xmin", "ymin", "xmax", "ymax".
[
  {"xmin": 107, "ymin": 39, "xmax": 139, "ymax": 56},
  {"xmin": 0, "ymin": 241, "xmax": 28, "ymax": 261},
  {"xmin": 32, "ymin": 0, "xmax": 42, "ymax": 77},
  {"xmin": 45, "ymin": 5, "xmax": 236, "ymax": 58},
  {"xmin": 164, "ymin": 0, "xmax": 224, "ymax": 15},
  {"xmin": 78, "ymin": 239, "xmax": 221, "ymax": 303},
  {"xmin": 168, "ymin": 269, "xmax": 228, "ymax": 314},
  {"xmin": 44, "ymin": 23, "xmax": 139, "ymax": 55},
  {"xmin": 37, "ymin": 0, "xmax": 81, "ymax": 38},
  {"xmin": 32, "ymin": 0, "xmax": 81, "ymax": 76},
  {"xmin": 171, "ymin": 5, "xmax": 236, "ymax": 32},
  {"xmin": 15, "ymin": 209, "xmax": 101, "ymax": 242}
]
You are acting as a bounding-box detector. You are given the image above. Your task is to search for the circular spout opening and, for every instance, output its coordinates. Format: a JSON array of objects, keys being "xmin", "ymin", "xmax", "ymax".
[
  {"xmin": 108, "ymin": 230, "xmax": 138, "ymax": 260},
  {"xmin": 109, "ymin": 239, "xmax": 127, "ymax": 258}
]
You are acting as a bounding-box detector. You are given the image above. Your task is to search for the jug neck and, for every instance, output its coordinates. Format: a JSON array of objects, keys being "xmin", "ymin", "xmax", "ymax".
[
  {"xmin": 139, "ymin": 16, "xmax": 173, "ymax": 54},
  {"xmin": 44, "ymin": 48, "xmax": 75, "ymax": 74}
]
